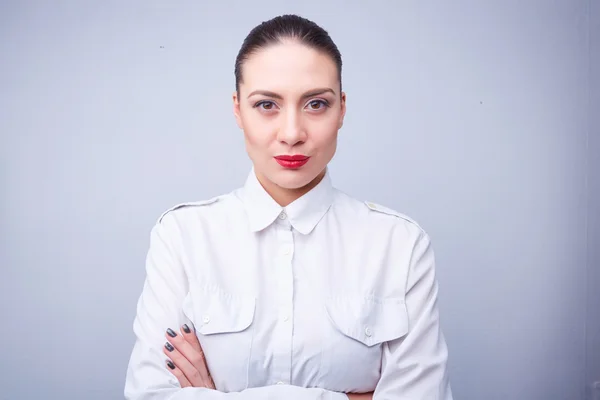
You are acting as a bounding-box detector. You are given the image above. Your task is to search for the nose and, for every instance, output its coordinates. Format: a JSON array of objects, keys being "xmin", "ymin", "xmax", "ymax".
[{"xmin": 277, "ymin": 109, "xmax": 306, "ymax": 146}]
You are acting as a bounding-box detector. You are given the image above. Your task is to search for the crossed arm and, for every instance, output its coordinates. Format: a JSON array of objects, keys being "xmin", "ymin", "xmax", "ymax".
[{"xmin": 161, "ymin": 324, "xmax": 372, "ymax": 400}]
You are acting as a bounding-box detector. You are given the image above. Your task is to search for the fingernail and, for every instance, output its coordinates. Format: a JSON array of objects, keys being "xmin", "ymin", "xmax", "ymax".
[
  {"xmin": 166, "ymin": 328, "xmax": 177, "ymax": 337},
  {"xmin": 182, "ymin": 324, "xmax": 191, "ymax": 334},
  {"xmin": 166, "ymin": 360, "xmax": 175, "ymax": 370},
  {"xmin": 165, "ymin": 342, "xmax": 174, "ymax": 352}
]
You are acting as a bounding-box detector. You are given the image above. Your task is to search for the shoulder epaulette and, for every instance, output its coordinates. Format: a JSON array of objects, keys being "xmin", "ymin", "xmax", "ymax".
[
  {"xmin": 364, "ymin": 201, "xmax": 423, "ymax": 230},
  {"xmin": 157, "ymin": 197, "xmax": 219, "ymax": 224}
]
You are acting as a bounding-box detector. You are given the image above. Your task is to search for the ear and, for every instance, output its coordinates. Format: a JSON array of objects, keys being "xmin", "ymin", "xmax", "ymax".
[
  {"xmin": 338, "ymin": 92, "xmax": 347, "ymax": 129},
  {"xmin": 233, "ymin": 91, "xmax": 243, "ymax": 129}
]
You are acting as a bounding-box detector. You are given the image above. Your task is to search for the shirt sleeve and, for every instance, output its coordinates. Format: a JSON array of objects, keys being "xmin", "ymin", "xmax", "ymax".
[
  {"xmin": 373, "ymin": 230, "xmax": 453, "ymax": 400},
  {"xmin": 124, "ymin": 215, "xmax": 350, "ymax": 400}
]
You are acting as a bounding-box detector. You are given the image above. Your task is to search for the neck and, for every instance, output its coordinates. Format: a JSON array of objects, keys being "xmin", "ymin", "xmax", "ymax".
[{"xmin": 256, "ymin": 169, "xmax": 326, "ymax": 207}]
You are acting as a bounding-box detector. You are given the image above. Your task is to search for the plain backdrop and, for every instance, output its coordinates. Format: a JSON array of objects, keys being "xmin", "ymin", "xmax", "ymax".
[{"xmin": 1, "ymin": 1, "xmax": 598, "ymax": 399}]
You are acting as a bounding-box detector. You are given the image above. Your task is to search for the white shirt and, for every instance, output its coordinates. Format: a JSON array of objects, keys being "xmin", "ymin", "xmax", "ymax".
[{"xmin": 124, "ymin": 169, "xmax": 452, "ymax": 400}]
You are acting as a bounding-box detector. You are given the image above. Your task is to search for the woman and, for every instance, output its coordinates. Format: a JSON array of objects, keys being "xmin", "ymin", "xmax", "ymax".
[{"xmin": 125, "ymin": 14, "xmax": 452, "ymax": 400}]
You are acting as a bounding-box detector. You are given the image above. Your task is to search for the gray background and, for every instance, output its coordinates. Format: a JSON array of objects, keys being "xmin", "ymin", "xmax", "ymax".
[{"xmin": 1, "ymin": 1, "xmax": 598, "ymax": 399}]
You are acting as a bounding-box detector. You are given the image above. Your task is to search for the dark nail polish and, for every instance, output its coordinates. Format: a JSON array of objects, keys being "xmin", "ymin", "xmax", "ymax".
[
  {"xmin": 165, "ymin": 342, "xmax": 174, "ymax": 352},
  {"xmin": 167, "ymin": 360, "xmax": 175, "ymax": 370},
  {"xmin": 182, "ymin": 324, "xmax": 191, "ymax": 334},
  {"xmin": 167, "ymin": 328, "xmax": 177, "ymax": 338}
]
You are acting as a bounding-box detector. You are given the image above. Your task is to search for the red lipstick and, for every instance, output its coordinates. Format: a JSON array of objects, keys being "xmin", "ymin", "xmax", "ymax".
[{"xmin": 274, "ymin": 155, "xmax": 310, "ymax": 169}]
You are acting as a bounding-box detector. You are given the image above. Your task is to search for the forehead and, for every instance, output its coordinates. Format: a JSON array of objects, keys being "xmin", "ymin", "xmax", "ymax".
[{"xmin": 240, "ymin": 41, "xmax": 339, "ymax": 94}]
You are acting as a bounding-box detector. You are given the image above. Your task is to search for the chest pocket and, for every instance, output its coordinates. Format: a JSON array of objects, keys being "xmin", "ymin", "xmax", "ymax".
[
  {"xmin": 321, "ymin": 296, "xmax": 409, "ymax": 393},
  {"xmin": 182, "ymin": 284, "xmax": 256, "ymax": 392}
]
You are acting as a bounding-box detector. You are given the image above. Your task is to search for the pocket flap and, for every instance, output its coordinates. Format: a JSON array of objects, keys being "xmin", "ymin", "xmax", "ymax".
[
  {"xmin": 325, "ymin": 296, "xmax": 408, "ymax": 347},
  {"xmin": 183, "ymin": 286, "xmax": 255, "ymax": 335}
]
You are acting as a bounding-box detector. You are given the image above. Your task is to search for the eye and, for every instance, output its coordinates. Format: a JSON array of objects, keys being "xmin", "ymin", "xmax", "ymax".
[
  {"xmin": 306, "ymin": 99, "xmax": 329, "ymax": 111},
  {"xmin": 254, "ymin": 100, "xmax": 277, "ymax": 111}
]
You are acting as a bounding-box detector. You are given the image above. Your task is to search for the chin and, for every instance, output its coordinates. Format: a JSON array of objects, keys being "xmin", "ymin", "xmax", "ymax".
[{"xmin": 270, "ymin": 168, "xmax": 320, "ymax": 190}]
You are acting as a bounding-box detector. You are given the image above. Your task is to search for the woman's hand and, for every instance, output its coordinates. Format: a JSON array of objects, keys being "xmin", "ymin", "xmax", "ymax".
[{"xmin": 163, "ymin": 325, "xmax": 216, "ymax": 389}]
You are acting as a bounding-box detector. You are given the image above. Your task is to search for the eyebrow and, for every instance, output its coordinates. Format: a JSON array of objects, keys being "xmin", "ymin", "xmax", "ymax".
[{"xmin": 247, "ymin": 88, "xmax": 336, "ymax": 100}]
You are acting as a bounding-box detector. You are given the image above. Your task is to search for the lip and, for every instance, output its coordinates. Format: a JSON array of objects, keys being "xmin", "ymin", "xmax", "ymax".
[
  {"xmin": 274, "ymin": 154, "xmax": 310, "ymax": 169},
  {"xmin": 274, "ymin": 155, "xmax": 309, "ymax": 161}
]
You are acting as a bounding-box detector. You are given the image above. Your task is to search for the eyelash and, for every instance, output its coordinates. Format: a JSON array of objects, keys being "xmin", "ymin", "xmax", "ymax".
[{"xmin": 253, "ymin": 99, "xmax": 330, "ymax": 112}]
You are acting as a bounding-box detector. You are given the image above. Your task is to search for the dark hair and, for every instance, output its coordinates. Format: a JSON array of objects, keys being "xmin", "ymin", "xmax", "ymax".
[{"xmin": 234, "ymin": 14, "xmax": 342, "ymax": 94}]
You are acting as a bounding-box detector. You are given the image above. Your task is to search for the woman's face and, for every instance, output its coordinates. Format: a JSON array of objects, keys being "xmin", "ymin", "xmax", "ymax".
[{"xmin": 233, "ymin": 41, "xmax": 346, "ymax": 191}]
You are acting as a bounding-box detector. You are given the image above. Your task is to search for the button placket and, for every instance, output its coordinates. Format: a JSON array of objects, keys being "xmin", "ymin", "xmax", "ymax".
[{"xmin": 273, "ymin": 224, "xmax": 295, "ymax": 384}]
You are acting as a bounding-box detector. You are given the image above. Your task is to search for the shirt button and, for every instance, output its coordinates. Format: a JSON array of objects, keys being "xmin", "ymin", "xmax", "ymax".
[
  {"xmin": 282, "ymin": 246, "xmax": 292, "ymax": 255},
  {"xmin": 365, "ymin": 327, "xmax": 372, "ymax": 337},
  {"xmin": 278, "ymin": 211, "xmax": 287, "ymax": 220},
  {"xmin": 276, "ymin": 381, "xmax": 285, "ymax": 385},
  {"xmin": 282, "ymin": 314, "xmax": 289, "ymax": 322},
  {"xmin": 202, "ymin": 315, "xmax": 210, "ymax": 324}
]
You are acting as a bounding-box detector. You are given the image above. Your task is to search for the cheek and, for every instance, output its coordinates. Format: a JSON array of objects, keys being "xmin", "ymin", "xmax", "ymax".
[
  {"xmin": 244, "ymin": 130, "xmax": 266, "ymax": 155},
  {"xmin": 242, "ymin": 115, "xmax": 276, "ymax": 156},
  {"xmin": 307, "ymin": 117, "xmax": 340, "ymax": 148}
]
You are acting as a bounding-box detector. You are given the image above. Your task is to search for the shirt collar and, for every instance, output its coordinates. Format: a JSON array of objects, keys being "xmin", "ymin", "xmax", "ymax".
[{"xmin": 239, "ymin": 168, "xmax": 335, "ymax": 235}]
